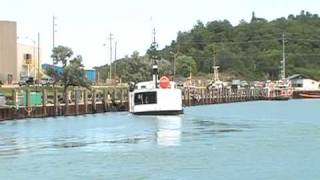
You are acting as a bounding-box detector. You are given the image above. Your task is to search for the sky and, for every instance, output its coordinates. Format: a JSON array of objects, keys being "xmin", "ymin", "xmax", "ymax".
[{"xmin": 1, "ymin": 0, "xmax": 319, "ymax": 69}]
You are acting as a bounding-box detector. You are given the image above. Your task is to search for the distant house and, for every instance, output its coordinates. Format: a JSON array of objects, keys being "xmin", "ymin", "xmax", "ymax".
[{"xmin": 287, "ymin": 74, "xmax": 320, "ymax": 91}]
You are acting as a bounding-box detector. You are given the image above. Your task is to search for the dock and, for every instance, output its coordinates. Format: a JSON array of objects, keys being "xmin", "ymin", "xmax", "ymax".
[{"xmin": 0, "ymin": 86, "xmax": 267, "ymax": 121}]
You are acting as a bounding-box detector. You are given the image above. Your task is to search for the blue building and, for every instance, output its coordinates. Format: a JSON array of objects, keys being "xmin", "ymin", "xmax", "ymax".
[
  {"xmin": 85, "ymin": 69, "xmax": 96, "ymax": 82},
  {"xmin": 42, "ymin": 64, "xmax": 96, "ymax": 82}
]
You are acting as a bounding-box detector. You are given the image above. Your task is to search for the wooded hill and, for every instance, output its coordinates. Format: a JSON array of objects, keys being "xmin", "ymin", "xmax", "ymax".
[{"xmin": 96, "ymin": 11, "xmax": 320, "ymax": 82}]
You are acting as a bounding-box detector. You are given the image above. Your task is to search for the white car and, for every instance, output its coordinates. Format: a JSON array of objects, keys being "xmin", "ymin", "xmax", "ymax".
[{"xmin": 40, "ymin": 77, "xmax": 54, "ymax": 85}]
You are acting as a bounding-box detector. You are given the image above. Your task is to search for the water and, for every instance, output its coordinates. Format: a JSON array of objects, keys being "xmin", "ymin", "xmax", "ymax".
[{"xmin": 0, "ymin": 100, "xmax": 320, "ymax": 180}]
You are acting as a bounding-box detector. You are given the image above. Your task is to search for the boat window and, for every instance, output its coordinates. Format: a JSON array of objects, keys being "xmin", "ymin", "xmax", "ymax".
[
  {"xmin": 292, "ymin": 83, "xmax": 302, "ymax": 87},
  {"xmin": 134, "ymin": 92, "xmax": 157, "ymax": 105}
]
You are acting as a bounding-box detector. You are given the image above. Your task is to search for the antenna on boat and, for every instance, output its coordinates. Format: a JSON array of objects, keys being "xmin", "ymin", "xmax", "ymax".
[{"xmin": 150, "ymin": 28, "xmax": 159, "ymax": 88}]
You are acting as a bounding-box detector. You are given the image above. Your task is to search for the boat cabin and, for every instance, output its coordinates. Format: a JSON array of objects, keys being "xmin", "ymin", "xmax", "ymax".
[{"xmin": 287, "ymin": 74, "xmax": 320, "ymax": 91}]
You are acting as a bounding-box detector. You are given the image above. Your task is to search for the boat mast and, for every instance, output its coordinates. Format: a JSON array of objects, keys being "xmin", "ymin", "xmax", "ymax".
[
  {"xmin": 150, "ymin": 28, "xmax": 159, "ymax": 88},
  {"xmin": 280, "ymin": 33, "xmax": 286, "ymax": 80},
  {"xmin": 212, "ymin": 47, "xmax": 220, "ymax": 82}
]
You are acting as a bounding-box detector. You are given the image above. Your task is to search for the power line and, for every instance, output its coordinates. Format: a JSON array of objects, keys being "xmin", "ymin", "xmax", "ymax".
[
  {"xmin": 175, "ymin": 37, "xmax": 320, "ymax": 45},
  {"xmin": 177, "ymin": 53, "xmax": 320, "ymax": 60},
  {"xmin": 176, "ymin": 39, "xmax": 281, "ymax": 45},
  {"xmin": 286, "ymin": 38, "xmax": 320, "ymax": 42}
]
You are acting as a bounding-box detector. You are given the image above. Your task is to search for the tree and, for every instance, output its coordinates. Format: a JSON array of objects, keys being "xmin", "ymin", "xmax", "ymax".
[
  {"xmin": 176, "ymin": 55, "xmax": 197, "ymax": 77},
  {"xmin": 62, "ymin": 55, "xmax": 90, "ymax": 91},
  {"xmin": 157, "ymin": 11, "xmax": 320, "ymax": 80},
  {"xmin": 127, "ymin": 51, "xmax": 151, "ymax": 82},
  {"xmin": 51, "ymin": 46, "xmax": 73, "ymax": 68},
  {"xmin": 44, "ymin": 65, "xmax": 62, "ymax": 83},
  {"xmin": 51, "ymin": 46, "xmax": 90, "ymax": 91}
]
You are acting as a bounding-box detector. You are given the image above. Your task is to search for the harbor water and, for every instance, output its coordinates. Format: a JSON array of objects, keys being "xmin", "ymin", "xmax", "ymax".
[{"xmin": 0, "ymin": 99, "xmax": 320, "ymax": 179}]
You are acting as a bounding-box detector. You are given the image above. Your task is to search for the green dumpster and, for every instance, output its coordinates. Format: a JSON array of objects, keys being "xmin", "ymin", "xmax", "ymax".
[{"xmin": 23, "ymin": 92, "xmax": 42, "ymax": 106}]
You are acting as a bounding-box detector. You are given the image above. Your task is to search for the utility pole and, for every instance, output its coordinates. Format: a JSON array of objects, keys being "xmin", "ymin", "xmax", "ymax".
[
  {"xmin": 32, "ymin": 39, "xmax": 36, "ymax": 79},
  {"xmin": 38, "ymin": 32, "xmax": 40, "ymax": 82},
  {"xmin": 52, "ymin": 16, "xmax": 57, "ymax": 65},
  {"xmin": 109, "ymin": 33, "xmax": 113, "ymax": 80},
  {"xmin": 281, "ymin": 33, "xmax": 286, "ymax": 80},
  {"xmin": 169, "ymin": 51, "xmax": 177, "ymax": 76},
  {"xmin": 114, "ymin": 41, "xmax": 117, "ymax": 76},
  {"xmin": 173, "ymin": 53, "xmax": 176, "ymax": 76}
]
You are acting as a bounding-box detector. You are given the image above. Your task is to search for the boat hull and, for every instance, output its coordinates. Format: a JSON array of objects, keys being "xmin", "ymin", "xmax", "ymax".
[
  {"xmin": 132, "ymin": 110, "xmax": 184, "ymax": 115},
  {"xmin": 267, "ymin": 96, "xmax": 290, "ymax": 101},
  {"xmin": 293, "ymin": 90, "xmax": 320, "ymax": 99}
]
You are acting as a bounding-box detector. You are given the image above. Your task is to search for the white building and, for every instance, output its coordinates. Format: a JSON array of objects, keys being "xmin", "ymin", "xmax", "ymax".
[{"xmin": 287, "ymin": 74, "xmax": 320, "ymax": 91}]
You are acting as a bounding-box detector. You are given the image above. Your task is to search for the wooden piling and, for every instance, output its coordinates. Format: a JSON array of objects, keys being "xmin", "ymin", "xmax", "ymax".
[
  {"xmin": 84, "ymin": 90, "xmax": 88, "ymax": 113},
  {"xmin": 64, "ymin": 90, "xmax": 69, "ymax": 116},
  {"xmin": 92, "ymin": 89, "xmax": 96, "ymax": 113},
  {"xmin": 54, "ymin": 89, "xmax": 58, "ymax": 116},
  {"xmin": 12, "ymin": 89, "xmax": 17, "ymax": 107},
  {"xmin": 103, "ymin": 89, "xmax": 108, "ymax": 112},
  {"xmin": 187, "ymin": 88, "xmax": 191, "ymax": 106},
  {"xmin": 75, "ymin": 89, "xmax": 79, "ymax": 115},
  {"xmin": 26, "ymin": 89, "xmax": 31, "ymax": 117},
  {"xmin": 42, "ymin": 89, "xmax": 47, "ymax": 117},
  {"xmin": 120, "ymin": 88, "xmax": 124, "ymax": 105}
]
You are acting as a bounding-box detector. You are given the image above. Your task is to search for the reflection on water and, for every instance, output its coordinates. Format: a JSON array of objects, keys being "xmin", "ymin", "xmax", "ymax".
[
  {"xmin": 1, "ymin": 100, "xmax": 320, "ymax": 179},
  {"xmin": 192, "ymin": 119, "xmax": 245, "ymax": 135},
  {"xmin": 156, "ymin": 116, "xmax": 182, "ymax": 146},
  {"xmin": 0, "ymin": 134, "xmax": 149, "ymax": 157},
  {"xmin": 0, "ymin": 115, "xmax": 249, "ymax": 157}
]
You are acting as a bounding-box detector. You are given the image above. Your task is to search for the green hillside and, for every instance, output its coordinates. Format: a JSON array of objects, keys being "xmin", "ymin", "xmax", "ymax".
[
  {"xmin": 96, "ymin": 11, "xmax": 320, "ymax": 82},
  {"xmin": 159, "ymin": 11, "xmax": 320, "ymax": 80}
]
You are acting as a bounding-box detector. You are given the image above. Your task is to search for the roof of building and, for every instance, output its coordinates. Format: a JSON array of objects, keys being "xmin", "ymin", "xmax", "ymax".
[{"xmin": 287, "ymin": 74, "xmax": 306, "ymax": 80}]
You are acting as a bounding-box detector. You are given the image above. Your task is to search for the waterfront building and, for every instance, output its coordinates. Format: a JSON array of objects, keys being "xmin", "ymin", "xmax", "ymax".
[
  {"xmin": 0, "ymin": 20, "xmax": 41, "ymax": 84},
  {"xmin": 0, "ymin": 21, "xmax": 17, "ymax": 83}
]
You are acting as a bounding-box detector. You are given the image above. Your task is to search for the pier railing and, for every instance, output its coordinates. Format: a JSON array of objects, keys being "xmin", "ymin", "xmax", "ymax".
[
  {"xmin": 0, "ymin": 86, "xmax": 128, "ymax": 121},
  {"xmin": 182, "ymin": 87, "xmax": 265, "ymax": 106},
  {"xmin": 0, "ymin": 86, "xmax": 267, "ymax": 121}
]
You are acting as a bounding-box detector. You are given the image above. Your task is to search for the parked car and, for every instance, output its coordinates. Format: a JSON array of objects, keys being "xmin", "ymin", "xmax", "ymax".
[
  {"xmin": 40, "ymin": 77, "xmax": 54, "ymax": 86},
  {"xmin": 19, "ymin": 76, "xmax": 34, "ymax": 86}
]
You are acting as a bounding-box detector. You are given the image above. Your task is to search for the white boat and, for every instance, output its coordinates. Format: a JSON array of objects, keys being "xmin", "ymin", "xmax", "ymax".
[
  {"xmin": 129, "ymin": 64, "xmax": 183, "ymax": 115},
  {"xmin": 264, "ymin": 80, "xmax": 292, "ymax": 100}
]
